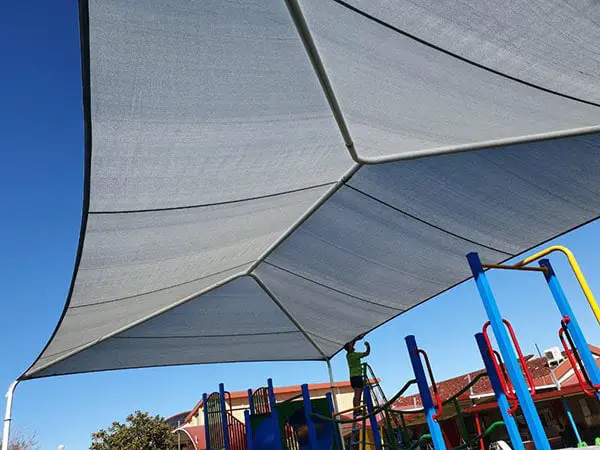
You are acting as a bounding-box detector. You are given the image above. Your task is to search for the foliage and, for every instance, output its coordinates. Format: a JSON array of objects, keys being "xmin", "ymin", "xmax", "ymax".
[
  {"xmin": 0, "ymin": 429, "xmax": 40, "ymax": 450},
  {"xmin": 90, "ymin": 410, "xmax": 176, "ymax": 450}
]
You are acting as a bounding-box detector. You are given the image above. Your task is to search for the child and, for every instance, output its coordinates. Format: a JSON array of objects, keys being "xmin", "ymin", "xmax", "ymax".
[{"xmin": 345, "ymin": 334, "xmax": 370, "ymax": 409}]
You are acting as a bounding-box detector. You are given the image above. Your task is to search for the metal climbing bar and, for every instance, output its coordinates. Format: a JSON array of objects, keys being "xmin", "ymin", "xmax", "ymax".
[
  {"xmin": 482, "ymin": 263, "xmax": 547, "ymax": 273},
  {"xmin": 515, "ymin": 245, "xmax": 600, "ymax": 324},
  {"xmin": 467, "ymin": 252, "xmax": 550, "ymax": 450},
  {"xmin": 483, "ymin": 319, "xmax": 537, "ymax": 400},
  {"xmin": 475, "ymin": 333, "xmax": 524, "ymax": 450},
  {"xmin": 559, "ymin": 317, "xmax": 599, "ymax": 397},
  {"xmin": 539, "ymin": 259, "xmax": 600, "ymax": 400},
  {"xmin": 405, "ymin": 335, "xmax": 446, "ymax": 450},
  {"xmin": 416, "ymin": 348, "xmax": 443, "ymax": 420}
]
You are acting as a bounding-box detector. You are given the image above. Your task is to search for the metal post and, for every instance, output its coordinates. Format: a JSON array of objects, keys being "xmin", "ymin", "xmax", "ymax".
[
  {"xmin": 267, "ymin": 379, "xmax": 283, "ymax": 450},
  {"xmin": 561, "ymin": 397, "xmax": 583, "ymax": 445},
  {"xmin": 219, "ymin": 383, "xmax": 231, "ymax": 450},
  {"xmin": 405, "ymin": 335, "xmax": 446, "ymax": 450},
  {"xmin": 2, "ymin": 381, "xmax": 18, "ymax": 450},
  {"xmin": 244, "ymin": 409, "xmax": 254, "ymax": 450},
  {"xmin": 363, "ymin": 385, "xmax": 382, "ymax": 450},
  {"xmin": 177, "ymin": 420, "xmax": 181, "ymax": 450},
  {"xmin": 302, "ymin": 384, "xmax": 319, "ymax": 450},
  {"xmin": 475, "ymin": 333, "xmax": 524, "ymax": 450},
  {"xmin": 326, "ymin": 359, "xmax": 340, "ymax": 413},
  {"xmin": 539, "ymin": 259, "xmax": 600, "ymax": 399},
  {"xmin": 326, "ymin": 392, "xmax": 343, "ymax": 450},
  {"xmin": 202, "ymin": 393, "xmax": 211, "ymax": 450},
  {"xmin": 247, "ymin": 389, "xmax": 255, "ymax": 415},
  {"xmin": 326, "ymin": 359, "xmax": 347, "ymax": 450},
  {"xmin": 467, "ymin": 252, "xmax": 550, "ymax": 450}
]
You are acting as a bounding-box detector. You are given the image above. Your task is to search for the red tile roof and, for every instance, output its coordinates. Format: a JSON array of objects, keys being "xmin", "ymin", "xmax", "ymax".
[{"xmin": 393, "ymin": 345, "xmax": 599, "ymax": 411}]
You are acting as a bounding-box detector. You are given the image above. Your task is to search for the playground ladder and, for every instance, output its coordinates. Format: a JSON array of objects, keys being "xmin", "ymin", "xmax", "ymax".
[{"xmin": 362, "ymin": 363, "xmax": 403, "ymax": 447}]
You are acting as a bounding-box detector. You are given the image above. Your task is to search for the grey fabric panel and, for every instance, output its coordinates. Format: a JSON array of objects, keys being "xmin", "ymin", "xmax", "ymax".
[
  {"xmin": 73, "ymin": 186, "xmax": 328, "ymax": 305},
  {"xmin": 27, "ymin": 276, "xmax": 321, "ymax": 378},
  {"xmin": 118, "ymin": 276, "xmax": 300, "ymax": 338},
  {"xmin": 263, "ymin": 186, "xmax": 508, "ymax": 308},
  {"xmin": 25, "ymin": 186, "xmax": 328, "ymax": 378},
  {"xmin": 349, "ymin": 133, "xmax": 600, "ymax": 255},
  {"xmin": 346, "ymin": 0, "xmax": 600, "ymax": 103},
  {"xmin": 298, "ymin": 0, "xmax": 600, "ymax": 157},
  {"xmin": 88, "ymin": 0, "xmax": 350, "ymax": 211},
  {"xmin": 25, "ymin": 267, "xmax": 247, "ymax": 378},
  {"xmin": 29, "ymin": 333, "xmax": 316, "ymax": 379},
  {"xmin": 254, "ymin": 262, "xmax": 401, "ymax": 350}
]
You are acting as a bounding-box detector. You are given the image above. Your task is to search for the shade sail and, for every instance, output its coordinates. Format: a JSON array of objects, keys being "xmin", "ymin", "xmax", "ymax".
[{"xmin": 23, "ymin": 0, "xmax": 600, "ymax": 379}]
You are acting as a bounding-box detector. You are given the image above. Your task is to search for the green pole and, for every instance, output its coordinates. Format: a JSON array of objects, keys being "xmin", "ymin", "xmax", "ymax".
[{"xmin": 453, "ymin": 398, "xmax": 470, "ymax": 443}]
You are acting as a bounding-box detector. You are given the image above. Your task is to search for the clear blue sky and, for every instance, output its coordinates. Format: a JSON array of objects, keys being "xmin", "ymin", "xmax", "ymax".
[{"xmin": 1, "ymin": 2, "xmax": 599, "ymax": 449}]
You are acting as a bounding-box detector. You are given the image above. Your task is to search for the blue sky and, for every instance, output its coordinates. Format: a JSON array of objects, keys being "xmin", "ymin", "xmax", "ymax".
[{"xmin": 1, "ymin": 1, "xmax": 599, "ymax": 449}]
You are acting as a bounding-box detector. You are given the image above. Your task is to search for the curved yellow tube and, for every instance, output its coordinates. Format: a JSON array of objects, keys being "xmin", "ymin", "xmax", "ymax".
[{"xmin": 515, "ymin": 245, "xmax": 600, "ymax": 325}]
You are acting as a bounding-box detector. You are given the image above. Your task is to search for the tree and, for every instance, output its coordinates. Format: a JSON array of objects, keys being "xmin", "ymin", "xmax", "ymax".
[
  {"xmin": 0, "ymin": 429, "xmax": 40, "ymax": 450},
  {"xmin": 90, "ymin": 410, "xmax": 176, "ymax": 450}
]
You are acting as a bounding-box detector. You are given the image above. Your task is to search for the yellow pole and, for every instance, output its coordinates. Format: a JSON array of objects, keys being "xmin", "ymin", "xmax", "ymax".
[{"xmin": 514, "ymin": 245, "xmax": 600, "ymax": 324}]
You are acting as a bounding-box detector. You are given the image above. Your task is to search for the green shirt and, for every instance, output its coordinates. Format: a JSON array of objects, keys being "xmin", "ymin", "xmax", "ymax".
[{"xmin": 346, "ymin": 351, "xmax": 367, "ymax": 378}]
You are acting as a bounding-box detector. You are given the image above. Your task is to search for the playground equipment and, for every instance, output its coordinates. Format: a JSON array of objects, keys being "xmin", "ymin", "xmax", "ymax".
[
  {"xmin": 467, "ymin": 247, "xmax": 600, "ymax": 450},
  {"xmin": 201, "ymin": 246, "xmax": 598, "ymax": 450},
  {"xmin": 203, "ymin": 379, "xmax": 343, "ymax": 450}
]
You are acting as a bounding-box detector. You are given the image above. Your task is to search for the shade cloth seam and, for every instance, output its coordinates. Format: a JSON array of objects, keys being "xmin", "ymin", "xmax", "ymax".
[
  {"xmin": 90, "ymin": 181, "xmax": 337, "ymax": 214},
  {"xmin": 345, "ymin": 185, "xmax": 515, "ymax": 256},
  {"xmin": 262, "ymin": 261, "xmax": 406, "ymax": 311},
  {"xmin": 330, "ymin": 0, "xmax": 600, "ymax": 109},
  {"xmin": 113, "ymin": 330, "xmax": 301, "ymax": 339},
  {"xmin": 71, "ymin": 261, "xmax": 255, "ymax": 308}
]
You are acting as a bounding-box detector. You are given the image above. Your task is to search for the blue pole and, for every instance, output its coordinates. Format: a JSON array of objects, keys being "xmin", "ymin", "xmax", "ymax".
[
  {"xmin": 267, "ymin": 379, "xmax": 283, "ymax": 450},
  {"xmin": 247, "ymin": 389, "xmax": 255, "ymax": 415},
  {"xmin": 302, "ymin": 384, "xmax": 319, "ymax": 450},
  {"xmin": 539, "ymin": 259, "xmax": 600, "ymax": 400},
  {"xmin": 363, "ymin": 385, "xmax": 383, "ymax": 450},
  {"xmin": 467, "ymin": 252, "xmax": 550, "ymax": 450},
  {"xmin": 203, "ymin": 393, "xmax": 211, "ymax": 450},
  {"xmin": 219, "ymin": 383, "xmax": 231, "ymax": 450},
  {"xmin": 475, "ymin": 333, "xmax": 525, "ymax": 450},
  {"xmin": 244, "ymin": 409, "xmax": 254, "ymax": 450},
  {"xmin": 326, "ymin": 392, "xmax": 342, "ymax": 450},
  {"xmin": 405, "ymin": 335, "xmax": 446, "ymax": 450},
  {"xmin": 561, "ymin": 397, "xmax": 583, "ymax": 445}
]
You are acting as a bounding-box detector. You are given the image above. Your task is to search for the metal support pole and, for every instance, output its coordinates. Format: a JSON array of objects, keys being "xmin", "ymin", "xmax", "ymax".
[
  {"xmin": 363, "ymin": 385, "xmax": 382, "ymax": 450},
  {"xmin": 302, "ymin": 384, "xmax": 319, "ymax": 450},
  {"xmin": 561, "ymin": 397, "xmax": 583, "ymax": 445},
  {"xmin": 2, "ymin": 380, "xmax": 18, "ymax": 450},
  {"xmin": 539, "ymin": 259, "xmax": 600, "ymax": 399},
  {"xmin": 219, "ymin": 383, "xmax": 231, "ymax": 450},
  {"xmin": 326, "ymin": 392, "xmax": 343, "ymax": 450},
  {"xmin": 177, "ymin": 420, "xmax": 181, "ymax": 450},
  {"xmin": 244, "ymin": 409, "xmax": 254, "ymax": 450},
  {"xmin": 202, "ymin": 393, "xmax": 211, "ymax": 450},
  {"xmin": 405, "ymin": 335, "xmax": 446, "ymax": 450},
  {"xmin": 475, "ymin": 333, "xmax": 524, "ymax": 450},
  {"xmin": 326, "ymin": 359, "xmax": 347, "ymax": 450},
  {"xmin": 267, "ymin": 379, "xmax": 283, "ymax": 450},
  {"xmin": 467, "ymin": 252, "xmax": 550, "ymax": 450}
]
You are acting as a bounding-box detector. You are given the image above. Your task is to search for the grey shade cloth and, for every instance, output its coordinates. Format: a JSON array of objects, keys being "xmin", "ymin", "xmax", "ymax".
[{"xmin": 22, "ymin": 0, "xmax": 600, "ymax": 379}]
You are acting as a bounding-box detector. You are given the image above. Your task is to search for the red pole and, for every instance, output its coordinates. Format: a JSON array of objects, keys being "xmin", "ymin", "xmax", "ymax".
[{"xmin": 475, "ymin": 413, "xmax": 484, "ymax": 450}]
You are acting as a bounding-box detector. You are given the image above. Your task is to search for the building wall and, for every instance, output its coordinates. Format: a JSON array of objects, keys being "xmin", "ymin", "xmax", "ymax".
[{"xmin": 185, "ymin": 387, "xmax": 355, "ymax": 428}]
